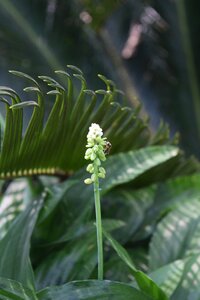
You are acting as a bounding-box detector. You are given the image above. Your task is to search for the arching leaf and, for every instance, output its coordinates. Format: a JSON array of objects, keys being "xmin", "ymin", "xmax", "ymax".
[{"xmin": 37, "ymin": 280, "xmax": 153, "ymax": 300}]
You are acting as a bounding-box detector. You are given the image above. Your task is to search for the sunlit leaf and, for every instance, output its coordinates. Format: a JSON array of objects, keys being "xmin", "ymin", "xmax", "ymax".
[
  {"xmin": 101, "ymin": 146, "xmax": 179, "ymax": 193},
  {"xmin": 149, "ymin": 200, "xmax": 200, "ymax": 270},
  {"xmin": 0, "ymin": 196, "xmax": 44, "ymax": 289}
]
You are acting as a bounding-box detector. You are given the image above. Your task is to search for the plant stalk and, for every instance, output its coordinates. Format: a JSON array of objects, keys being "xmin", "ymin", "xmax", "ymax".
[{"xmin": 93, "ymin": 169, "xmax": 103, "ymax": 280}]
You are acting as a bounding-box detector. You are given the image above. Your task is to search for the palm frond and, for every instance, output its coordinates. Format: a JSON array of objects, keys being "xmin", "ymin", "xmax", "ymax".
[{"xmin": 0, "ymin": 66, "xmax": 190, "ymax": 179}]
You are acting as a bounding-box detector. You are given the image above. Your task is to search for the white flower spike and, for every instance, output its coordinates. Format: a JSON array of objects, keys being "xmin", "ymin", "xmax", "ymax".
[
  {"xmin": 87, "ymin": 123, "xmax": 103, "ymax": 139},
  {"xmin": 84, "ymin": 123, "xmax": 111, "ymax": 280},
  {"xmin": 84, "ymin": 123, "xmax": 110, "ymax": 184}
]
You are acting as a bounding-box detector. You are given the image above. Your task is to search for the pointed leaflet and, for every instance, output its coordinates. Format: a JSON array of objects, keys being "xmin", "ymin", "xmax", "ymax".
[{"xmin": 0, "ymin": 196, "xmax": 44, "ymax": 289}]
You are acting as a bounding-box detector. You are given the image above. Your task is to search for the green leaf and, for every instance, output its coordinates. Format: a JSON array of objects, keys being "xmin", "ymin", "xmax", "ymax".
[
  {"xmin": 0, "ymin": 178, "xmax": 33, "ymax": 239},
  {"xmin": 37, "ymin": 280, "xmax": 152, "ymax": 300},
  {"xmin": 149, "ymin": 199, "xmax": 200, "ymax": 270},
  {"xmin": 171, "ymin": 254, "xmax": 200, "ymax": 300},
  {"xmin": 102, "ymin": 187, "xmax": 155, "ymax": 243},
  {"xmin": 101, "ymin": 146, "xmax": 179, "ymax": 193},
  {"xmin": 103, "ymin": 230, "xmax": 168, "ymax": 300},
  {"xmin": 149, "ymin": 260, "xmax": 185, "ymax": 297},
  {"xmin": 34, "ymin": 177, "xmax": 93, "ymax": 244},
  {"xmin": 9, "ymin": 71, "xmax": 40, "ymax": 88},
  {"xmin": 35, "ymin": 218, "xmax": 124, "ymax": 288},
  {"xmin": 0, "ymin": 196, "xmax": 44, "ymax": 289},
  {"xmin": 35, "ymin": 232, "xmax": 97, "ymax": 289},
  {"xmin": 0, "ymin": 277, "xmax": 38, "ymax": 300},
  {"xmin": 10, "ymin": 101, "xmax": 39, "ymax": 110},
  {"xmin": 107, "ymin": 173, "xmax": 200, "ymax": 243},
  {"xmin": 37, "ymin": 178, "xmax": 78, "ymax": 223}
]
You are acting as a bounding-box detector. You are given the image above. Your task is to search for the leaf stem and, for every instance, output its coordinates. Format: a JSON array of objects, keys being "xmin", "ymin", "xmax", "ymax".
[{"xmin": 93, "ymin": 164, "xmax": 103, "ymax": 280}]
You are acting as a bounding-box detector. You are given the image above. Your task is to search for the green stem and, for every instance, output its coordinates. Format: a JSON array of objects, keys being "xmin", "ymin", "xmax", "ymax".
[{"xmin": 93, "ymin": 165, "xmax": 103, "ymax": 280}]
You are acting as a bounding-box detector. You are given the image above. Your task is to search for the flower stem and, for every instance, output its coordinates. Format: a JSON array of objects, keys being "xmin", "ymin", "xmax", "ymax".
[{"xmin": 93, "ymin": 171, "xmax": 103, "ymax": 280}]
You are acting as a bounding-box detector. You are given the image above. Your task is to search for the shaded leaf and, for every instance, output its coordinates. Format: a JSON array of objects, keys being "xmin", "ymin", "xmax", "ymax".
[
  {"xmin": 103, "ymin": 230, "xmax": 168, "ymax": 300},
  {"xmin": 35, "ymin": 219, "xmax": 124, "ymax": 288},
  {"xmin": 102, "ymin": 187, "xmax": 155, "ymax": 243},
  {"xmin": 37, "ymin": 280, "xmax": 152, "ymax": 300},
  {"xmin": 0, "ymin": 196, "xmax": 44, "ymax": 289},
  {"xmin": 35, "ymin": 233, "xmax": 97, "ymax": 289},
  {"xmin": 0, "ymin": 277, "xmax": 38, "ymax": 300}
]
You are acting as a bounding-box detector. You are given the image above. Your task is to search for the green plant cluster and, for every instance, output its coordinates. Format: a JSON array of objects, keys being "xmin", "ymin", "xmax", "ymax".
[{"xmin": 0, "ymin": 67, "xmax": 200, "ymax": 299}]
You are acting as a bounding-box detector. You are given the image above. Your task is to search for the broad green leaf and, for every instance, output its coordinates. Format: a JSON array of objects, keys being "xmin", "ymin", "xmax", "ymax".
[
  {"xmin": 35, "ymin": 232, "xmax": 97, "ymax": 289},
  {"xmin": 0, "ymin": 179, "xmax": 30, "ymax": 239},
  {"xmin": 0, "ymin": 277, "xmax": 37, "ymax": 300},
  {"xmin": 35, "ymin": 178, "xmax": 93, "ymax": 243},
  {"xmin": 149, "ymin": 199, "xmax": 200, "ymax": 270},
  {"xmin": 149, "ymin": 260, "xmax": 185, "ymax": 297},
  {"xmin": 103, "ymin": 230, "xmax": 168, "ymax": 300},
  {"xmin": 114, "ymin": 173, "xmax": 200, "ymax": 242},
  {"xmin": 104, "ymin": 247, "xmax": 148, "ymax": 283},
  {"xmin": 37, "ymin": 280, "xmax": 152, "ymax": 300},
  {"xmin": 171, "ymin": 254, "xmax": 200, "ymax": 300},
  {"xmin": 101, "ymin": 146, "xmax": 179, "ymax": 193},
  {"xmin": 104, "ymin": 255, "xmax": 132, "ymax": 283},
  {"xmin": 102, "ymin": 187, "xmax": 155, "ymax": 243},
  {"xmin": 150, "ymin": 173, "xmax": 200, "ymax": 212},
  {"xmin": 37, "ymin": 178, "xmax": 78, "ymax": 223},
  {"xmin": 0, "ymin": 196, "xmax": 44, "ymax": 289},
  {"xmin": 35, "ymin": 218, "xmax": 124, "ymax": 289}
]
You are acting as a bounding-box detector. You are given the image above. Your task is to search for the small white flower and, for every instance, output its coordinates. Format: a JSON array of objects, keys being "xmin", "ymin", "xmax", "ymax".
[
  {"xmin": 87, "ymin": 123, "xmax": 103, "ymax": 140},
  {"xmin": 84, "ymin": 123, "xmax": 109, "ymax": 184}
]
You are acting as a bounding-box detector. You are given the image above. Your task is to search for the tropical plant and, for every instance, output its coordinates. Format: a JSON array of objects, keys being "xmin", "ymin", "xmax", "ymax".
[{"xmin": 0, "ymin": 66, "xmax": 200, "ymax": 299}]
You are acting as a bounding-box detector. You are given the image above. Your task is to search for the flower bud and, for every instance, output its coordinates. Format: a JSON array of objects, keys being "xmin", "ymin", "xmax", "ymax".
[
  {"xmin": 86, "ymin": 164, "xmax": 94, "ymax": 173},
  {"xmin": 84, "ymin": 178, "xmax": 93, "ymax": 184},
  {"xmin": 98, "ymin": 150, "xmax": 106, "ymax": 161},
  {"xmin": 98, "ymin": 172, "xmax": 105, "ymax": 179},
  {"xmin": 90, "ymin": 152, "xmax": 97, "ymax": 160},
  {"xmin": 99, "ymin": 167, "xmax": 106, "ymax": 175},
  {"xmin": 95, "ymin": 158, "xmax": 101, "ymax": 166},
  {"xmin": 91, "ymin": 173, "xmax": 97, "ymax": 182}
]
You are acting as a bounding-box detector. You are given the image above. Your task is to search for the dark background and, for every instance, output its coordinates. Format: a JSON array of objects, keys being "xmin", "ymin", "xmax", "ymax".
[{"xmin": 0, "ymin": 0, "xmax": 200, "ymax": 156}]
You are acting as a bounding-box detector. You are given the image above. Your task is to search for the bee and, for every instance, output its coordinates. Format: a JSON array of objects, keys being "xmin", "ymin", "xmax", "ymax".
[{"xmin": 104, "ymin": 141, "xmax": 112, "ymax": 155}]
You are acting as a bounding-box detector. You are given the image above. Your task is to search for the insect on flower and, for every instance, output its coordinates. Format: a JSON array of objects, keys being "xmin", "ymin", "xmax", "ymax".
[{"xmin": 104, "ymin": 141, "xmax": 112, "ymax": 155}]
